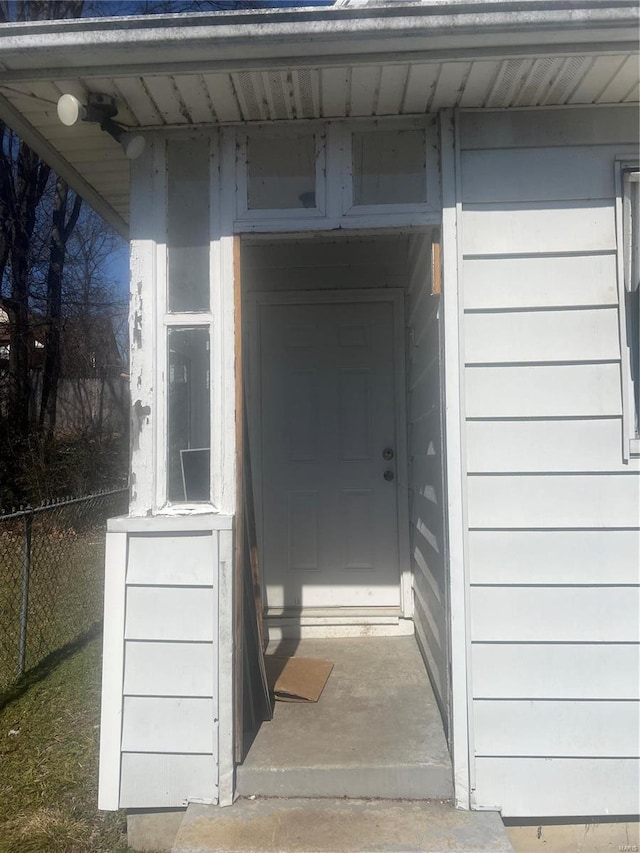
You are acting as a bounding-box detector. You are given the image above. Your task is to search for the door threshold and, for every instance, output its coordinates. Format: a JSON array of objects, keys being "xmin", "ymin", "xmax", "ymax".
[{"xmin": 265, "ymin": 608, "xmax": 414, "ymax": 639}]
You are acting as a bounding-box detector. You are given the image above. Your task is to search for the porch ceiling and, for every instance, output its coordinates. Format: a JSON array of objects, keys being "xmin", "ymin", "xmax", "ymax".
[{"xmin": 0, "ymin": 3, "xmax": 638, "ymax": 237}]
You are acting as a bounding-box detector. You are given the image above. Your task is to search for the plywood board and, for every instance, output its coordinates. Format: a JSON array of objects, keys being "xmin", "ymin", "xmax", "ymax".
[{"xmin": 264, "ymin": 656, "xmax": 333, "ymax": 703}]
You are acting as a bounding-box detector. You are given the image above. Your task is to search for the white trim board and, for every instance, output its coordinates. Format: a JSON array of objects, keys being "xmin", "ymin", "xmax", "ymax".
[{"xmin": 439, "ymin": 109, "xmax": 472, "ymax": 810}]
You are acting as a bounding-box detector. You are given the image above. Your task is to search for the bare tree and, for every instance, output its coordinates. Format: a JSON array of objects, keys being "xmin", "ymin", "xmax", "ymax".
[{"xmin": 39, "ymin": 177, "xmax": 82, "ymax": 436}]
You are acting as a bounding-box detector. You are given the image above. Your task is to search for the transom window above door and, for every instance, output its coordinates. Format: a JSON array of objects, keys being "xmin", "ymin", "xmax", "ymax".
[{"xmin": 233, "ymin": 118, "xmax": 440, "ymax": 229}]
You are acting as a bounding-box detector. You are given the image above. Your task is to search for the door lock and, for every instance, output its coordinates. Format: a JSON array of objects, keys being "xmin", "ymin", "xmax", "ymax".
[
  {"xmin": 383, "ymin": 470, "xmax": 395, "ymax": 481},
  {"xmin": 382, "ymin": 448, "xmax": 394, "ymax": 460}
]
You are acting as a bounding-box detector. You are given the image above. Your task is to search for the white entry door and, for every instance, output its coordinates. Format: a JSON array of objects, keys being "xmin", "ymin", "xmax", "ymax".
[{"xmin": 258, "ymin": 297, "xmax": 401, "ymax": 612}]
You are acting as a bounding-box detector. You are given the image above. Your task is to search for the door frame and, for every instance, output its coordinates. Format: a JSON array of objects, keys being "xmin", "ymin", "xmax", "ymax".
[{"xmin": 245, "ymin": 286, "xmax": 413, "ymax": 621}]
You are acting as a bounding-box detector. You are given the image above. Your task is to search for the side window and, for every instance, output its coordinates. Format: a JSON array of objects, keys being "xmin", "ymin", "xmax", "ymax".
[{"xmin": 618, "ymin": 162, "xmax": 639, "ymax": 455}]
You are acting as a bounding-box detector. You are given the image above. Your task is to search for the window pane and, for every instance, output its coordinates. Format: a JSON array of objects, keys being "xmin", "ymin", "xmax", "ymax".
[
  {"xmin": 247, "ymin": 134, "xmax": 316, "ymax": 210},
  {"xmin": 167, "ymin": 139, "xmax": 210, "ymax": 312},
  {"xmin": 167, "ymin": 327, "xmax": 210, "ymax": 502},
  {"xmin": 352, "ymin": 129, "xmax": 426, "ymax": 206}
]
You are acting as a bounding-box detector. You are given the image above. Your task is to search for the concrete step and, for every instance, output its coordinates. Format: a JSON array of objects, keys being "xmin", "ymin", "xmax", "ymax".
[
  {"xmin": 237, "ymin": 637, "xmax": 453, "ymax": 800},
  {"xmin": 171, "ymin": 799, "xmax": 515, "ymax": 853}
]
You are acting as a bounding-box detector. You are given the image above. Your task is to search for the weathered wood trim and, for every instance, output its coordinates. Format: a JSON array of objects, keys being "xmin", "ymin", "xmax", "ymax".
[{"xmin": 129, "ymin": 139, "xmax": 158, "ymax": 516}]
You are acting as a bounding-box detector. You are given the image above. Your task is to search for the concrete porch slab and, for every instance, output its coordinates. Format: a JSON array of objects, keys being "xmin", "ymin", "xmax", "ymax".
[
  {"xmin": 236, "ymin": 636, "xmax": 453, "ymax": 800},
  {"xmin": 172, "ymin": 799, "xmax": 515, "ymax": 853}
]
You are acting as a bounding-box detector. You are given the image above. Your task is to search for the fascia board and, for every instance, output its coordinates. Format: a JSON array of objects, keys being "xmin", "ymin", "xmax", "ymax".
[{"xmin": 0, "ymin": 4, "xmax": 638, "ymax": 79}]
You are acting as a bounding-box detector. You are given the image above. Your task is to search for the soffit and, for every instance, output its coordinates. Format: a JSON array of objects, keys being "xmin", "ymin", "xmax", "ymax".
[{"xmin": 0, "ymin": 6, "xmax": 637, "ymax": 236}]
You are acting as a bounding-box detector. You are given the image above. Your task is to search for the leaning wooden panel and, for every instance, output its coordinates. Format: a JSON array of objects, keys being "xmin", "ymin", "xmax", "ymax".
[
  {"xmin": 471, "ymin": 586, "xmax": 639, "ymax": 643},
  {"xmin": 473, "ymin": 757, "xmax": 640, "ymax": 817},
  {"xmin": 472, "ymin": 643, "xmax": 640, "ymax": 700},
  {"xmin": 473, "ymin": 700, "xmax": 640, "ymax": 758}
]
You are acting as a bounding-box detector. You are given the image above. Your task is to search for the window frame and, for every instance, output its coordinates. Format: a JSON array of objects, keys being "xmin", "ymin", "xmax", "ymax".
[
  {"xmin": 615, "ymin": 156, "xmax": 640, "ymax": 460},
  {"xmin": 235, "ymin": 124, "xmax": 327, "ymax": 222},
  {"xmin": 341, "ymin": 117, "xmax": 441, "ymax": 218},
  {"xmin": 158, "ymin": 133, "xmax": 217, "ymax": 511}
]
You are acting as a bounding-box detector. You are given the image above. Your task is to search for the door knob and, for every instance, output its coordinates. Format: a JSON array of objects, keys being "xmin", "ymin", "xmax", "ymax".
[
  {"xmin": 382, "ymin": 448, "xmax": 394, "ymax": 460},
  {"xmin": 384, "ymin": 470, "xmax": 395, "ymax": 481}
]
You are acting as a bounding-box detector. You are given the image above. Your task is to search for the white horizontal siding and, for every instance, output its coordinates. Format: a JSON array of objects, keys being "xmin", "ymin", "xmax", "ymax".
[
  {"xmin": 465, "ymin": 308, "xmax": 620, "ymax": 365},
  {"xmin": 469, "ymin": 529, "xmax": 640, "ymax": 585},
  {"xmin": 465, "ymin": 363, "xmax": 622, "ymax": 418},
  {"xmin": 471, "ymin": 587, "xmax": 639, "ymax": 642},
  {"xmin": 119, "ymin": 753, "xmax": 217, "ymax": 809},
  {"xmin": 121, "ymin": 697, "xmax": 214, "ymax": 753},
  {"xmin": 125, "ymin": 586, "xmax": 215, "ymax": 641},
  {"xmin": 462, "ymin": 203, "xmax": 616, "ymax": 256},
  {"xmin": 466, "ymin": 419, "xmax": 635, "ymax": 473},
  {"xmin": 473, "ymin": 701, "xmax": 640, "ymax": 758},
  {"xmin": 463, "ymin": 254, "xmax": 618, "ymax": 311},
  {"xmin": 459, "ymin": 107, "xmax": 640, "ymax": 150},
  {"xmin": 127, "ymin": 532, "xmax": 216, "ymax": 585},
  {"xmin": 113, "ymin": 526, "xmax": 221, "ymax": 809},
  {"xmin": 467, "ymin": 474, "xmax": 640, "ymax": 529},
  {"xmin": 461, "ymin": 146, "xmax": 637, "ymax": 204},
  {"xmin": 472, "ymin": 644, "xmax": 640, "ymax": 700},
  {"xmin": 123, "ymin": 641, "xmax": 214, "ymax": 697},
  {"xmin": 473, "ymin": 758, "xmax": 640, "ymax": 817},
  {"xmin": 458, "ymin": 109, "xmax": 640, "ymax": 817}
]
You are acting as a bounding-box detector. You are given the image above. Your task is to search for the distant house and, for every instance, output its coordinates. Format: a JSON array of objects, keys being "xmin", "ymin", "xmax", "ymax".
[
  {"xmin": 0, "ymin": 0, "xmax": 637, "ymax": 846},
  {"xmin": 0, "ymin": 307, "xmax": 46, "ymax": 371},
  {"xmin": 0, "ymin": 306, "xmax": 126, "ymax": 431}
]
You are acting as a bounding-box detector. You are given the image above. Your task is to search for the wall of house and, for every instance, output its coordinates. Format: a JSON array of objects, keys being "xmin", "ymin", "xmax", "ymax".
[
  {"xmin": 457, "ymin": 106, "xmax": 640, "ymax": 817},
  {"xmin": 98, "ymin": 515, "xmax": 234, "ymax": 810},
  {"xmin": 405, "ymin": 234, "xmax": 450, "ymax": 737}
]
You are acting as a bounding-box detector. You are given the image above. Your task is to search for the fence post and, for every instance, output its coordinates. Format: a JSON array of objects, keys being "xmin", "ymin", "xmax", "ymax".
[{"xmin": 18, "ymin": 512, "xmax": 33, "ymax": 678}]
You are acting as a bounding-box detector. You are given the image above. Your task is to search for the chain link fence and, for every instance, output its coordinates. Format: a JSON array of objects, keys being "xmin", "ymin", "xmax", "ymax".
[{"xmin": 0, "ymin": 488, "xmax": 128, "ymax": 693}]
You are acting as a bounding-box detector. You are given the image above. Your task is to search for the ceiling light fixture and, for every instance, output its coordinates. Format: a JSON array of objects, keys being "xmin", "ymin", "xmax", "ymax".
[{"xmin": 56, "ymin": 93, "xmax": 146, "ymax": 161}]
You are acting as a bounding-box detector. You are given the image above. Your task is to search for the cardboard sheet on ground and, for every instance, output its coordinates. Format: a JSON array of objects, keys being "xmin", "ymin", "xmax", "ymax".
[{"xmin": 264, "ymin": 656, "xmax": 333, "ymax": 703}]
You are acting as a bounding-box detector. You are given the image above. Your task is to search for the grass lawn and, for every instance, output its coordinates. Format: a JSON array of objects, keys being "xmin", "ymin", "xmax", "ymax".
[{"xmin": 0, "ymin": 635, "xmax": 133, "ymax": 853}]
